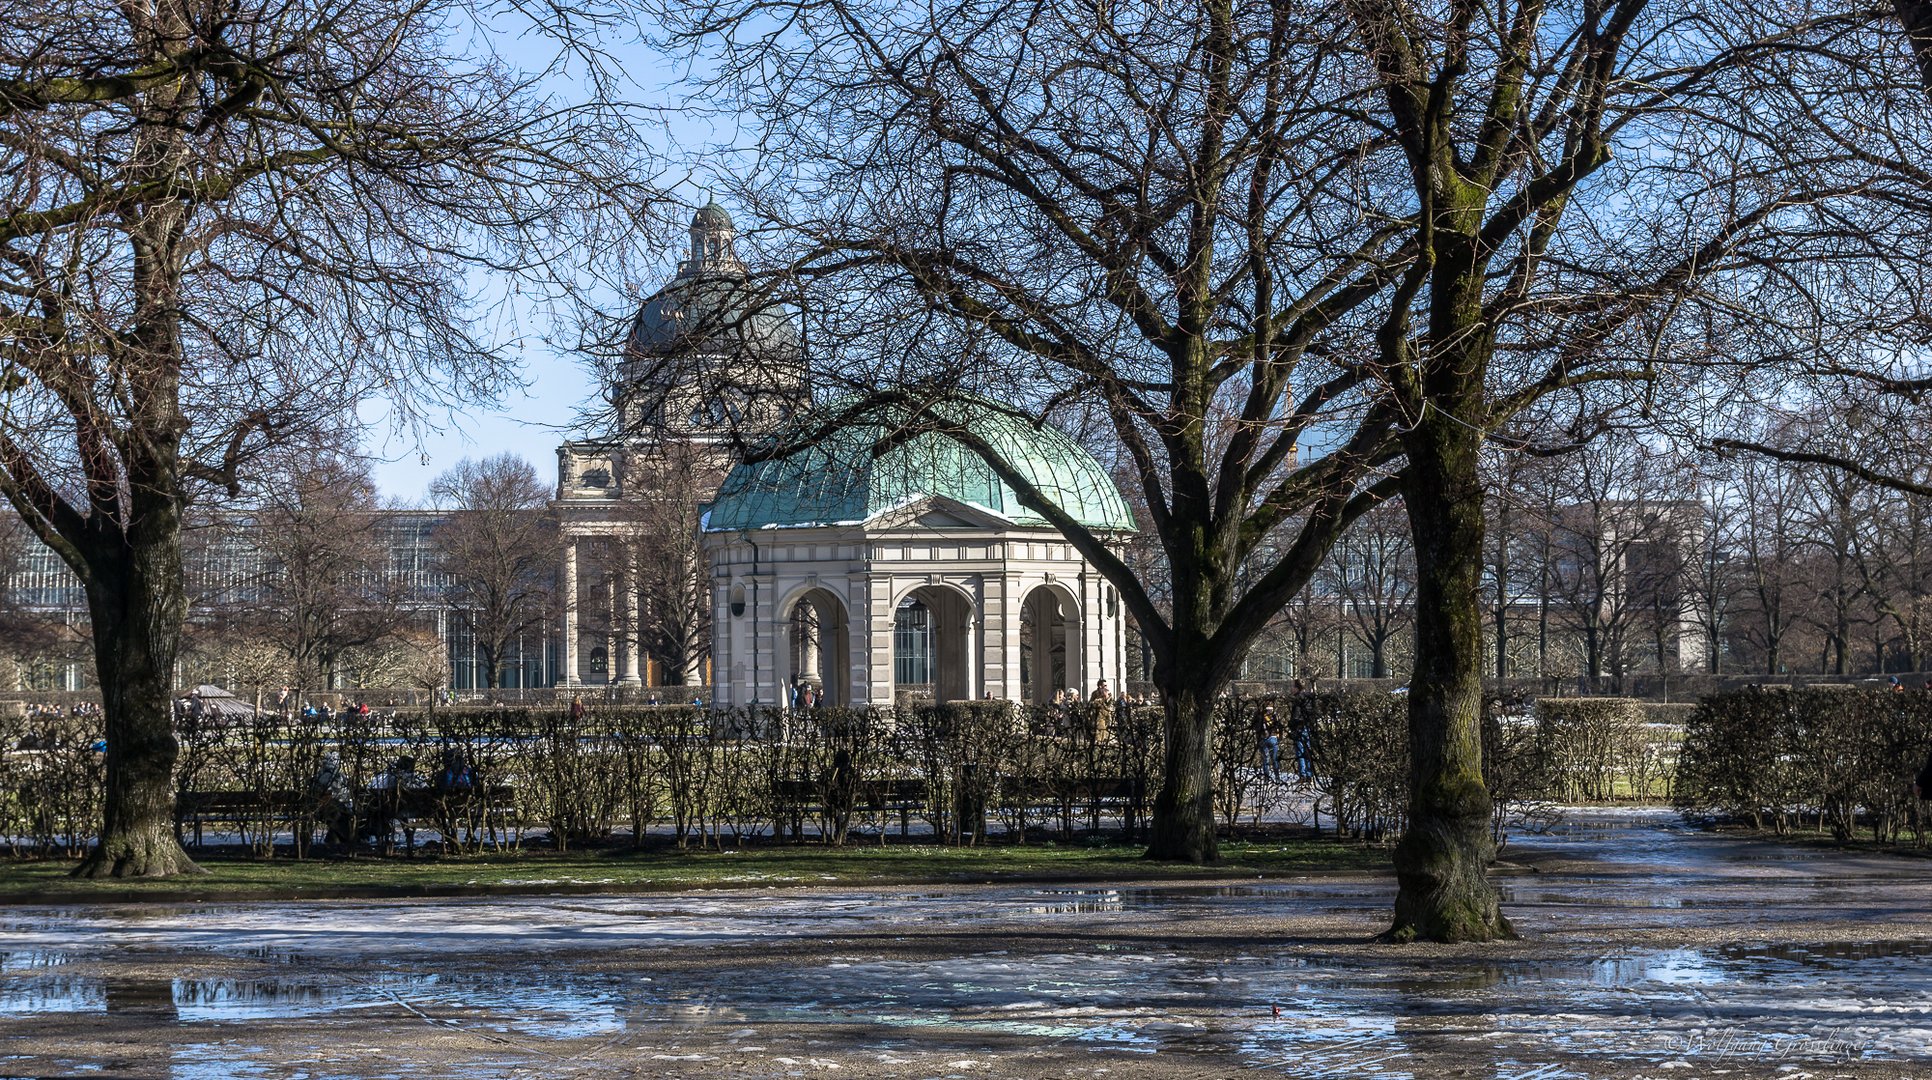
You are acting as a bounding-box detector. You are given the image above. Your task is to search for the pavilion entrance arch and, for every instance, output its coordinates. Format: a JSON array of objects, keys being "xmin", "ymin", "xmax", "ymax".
[
  {"xmin": 1018, "ymin": 582, "xmax": 1082, "ymax": 704},
  {"xmin": 782, "ymin": 585, "xmax": 852, "ymax": 707},
  {"xmin": 891, "ymin": 581, "xmax": 977, "ymax": 703}
]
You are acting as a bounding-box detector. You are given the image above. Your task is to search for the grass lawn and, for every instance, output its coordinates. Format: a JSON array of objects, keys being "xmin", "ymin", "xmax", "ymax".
[
  {"xmin": 0, "ymin": 835, "xmax": 1390, "ymax": 904},
  {"xmin": 1711, "ymin": 823, "xmax": 1932, "ymax": 859}
]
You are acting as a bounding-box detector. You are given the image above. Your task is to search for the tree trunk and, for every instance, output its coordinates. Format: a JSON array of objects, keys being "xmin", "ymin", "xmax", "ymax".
[
  {"xmin": 1390, "ymin": 416, "xmax": 1510, "ymax": 943},
  {"xmin": 484, "ymin": 649, "xmax": 501, "ymax": 690},
  {"xmin": 1146, "ymin": 686, "xmax": 1218, "ymax": 863},
  {"xmin": 1493, "ymin": 503, "xmax": 1511, "ymax": 680},
  {"xmin": 74, "ymin": 490, "xmax": 202, "ymax": 879},
  {"xmin": 1537, "ymin": 567, "xmax": 1550, "ymax": 676}
]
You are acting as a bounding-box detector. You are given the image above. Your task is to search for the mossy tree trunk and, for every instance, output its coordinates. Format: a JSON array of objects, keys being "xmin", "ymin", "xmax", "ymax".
[
  {"xmin": 1148, "ymin": 683, "xmax": 1219, "ymax": 863},
  {"xmin": 66, "ymin": 30, "xmax": 201, "ymax": 879},
  {"xmin": 76, "ymin": 481, "xmax": 203, "ymax": 878},
  {"xmin": 1391, "ymin": 410, "xmax": 1509, "ymax": 941}
]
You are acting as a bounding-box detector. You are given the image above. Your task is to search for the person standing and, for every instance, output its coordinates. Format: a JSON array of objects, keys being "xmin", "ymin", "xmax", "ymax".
[
  {"xmin": 1090, "ymin": 679, "xmax": 1114, "ymax": 742},
  {"xmin": 1915, "ymin": 747, "xmax": 1932, "ymax": 801},
  {"xmin": 1255, "ymin": 704, "xmax": 1281, "ymax": 782},
  {"xmin": 1287, "ymin": 679, "xmax": 1312, "ymax": 779},
  {"xmin": 307, "ymin": 752, "xmax": 355, "ymax": 847}
]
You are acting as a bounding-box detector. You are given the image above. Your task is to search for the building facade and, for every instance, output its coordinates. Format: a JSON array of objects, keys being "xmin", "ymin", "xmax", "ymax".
[{"xmin": 701, "ymin": 401, "xmax": 1139, "ymax": 707}]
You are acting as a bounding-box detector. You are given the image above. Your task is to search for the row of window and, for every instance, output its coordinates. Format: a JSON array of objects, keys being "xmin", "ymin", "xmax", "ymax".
[{"xmin": 8, "ymin": 514, "xmax": 456, "ymax": 611}]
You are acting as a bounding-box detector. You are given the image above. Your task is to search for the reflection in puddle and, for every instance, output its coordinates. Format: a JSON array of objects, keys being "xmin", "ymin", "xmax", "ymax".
[
  {"xmin": 0, "ymin": 974, "xmax": 104, "ymax": 1015},
  {"xmin": 7, "ymin": 937, "xmax": 1927, "ymax": 1069},
  {"xmin": 3, "ymin": 811, "xmax": 1930, "ymax": 1077},
  {"xmin": 0, "ymin": 963, "xmax": 626, "ymax": 1041},
  {"xmin": 0, "ymin": 948, "xmax": 71, "ymax": 972}
]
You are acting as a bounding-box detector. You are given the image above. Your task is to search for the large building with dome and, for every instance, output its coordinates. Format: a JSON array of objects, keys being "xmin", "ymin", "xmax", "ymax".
[
  {"xmin": 1, "ymin": 201, "xmax": 1722, "ymax": 697},
  {"xmin": 551, "ymin": 201, "xmax": 808, "ymax": 689},
  {"xmin": 554, "ymin": 202, "xmax": 1139, "ymax": 705}
]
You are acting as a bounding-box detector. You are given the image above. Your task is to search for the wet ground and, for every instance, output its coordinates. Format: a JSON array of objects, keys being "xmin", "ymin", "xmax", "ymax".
[{"xmin": 3, "ymin": 810, "xmax": 1930, "ymax": 1078}]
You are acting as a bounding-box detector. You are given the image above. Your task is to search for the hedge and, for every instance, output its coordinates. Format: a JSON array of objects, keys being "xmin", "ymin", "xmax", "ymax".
[
  {"xmin": 1674, "ymin": 688, "xmax": 1932, "ymax": 843},
  {"xmin": 4, "ymin": 701, "xmax": 1170, "ymax": 857}
]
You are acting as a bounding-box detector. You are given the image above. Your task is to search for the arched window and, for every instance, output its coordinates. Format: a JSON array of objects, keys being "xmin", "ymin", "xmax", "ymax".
[{"xmin": 588, "ymin": 647, "xmax": 609, "ymax": 675}]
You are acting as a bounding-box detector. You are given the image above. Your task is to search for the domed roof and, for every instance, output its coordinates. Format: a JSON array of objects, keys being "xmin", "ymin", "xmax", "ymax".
[
  {"xmin": 704, "ymin": 398, "xmax": 1135, "ymax": 532},
  {"xmin": 626, "ymin": 273, "xmax": 800, "ymax": 358},
  {"xmin": 626, "ymin": 199, "xmax": 797, "ymax": 359}
]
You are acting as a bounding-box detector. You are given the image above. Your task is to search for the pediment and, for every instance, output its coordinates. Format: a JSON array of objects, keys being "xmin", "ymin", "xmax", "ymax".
[{"xmin": 865, "ymin": 494, "xmax": 1012, "ymax": 533}]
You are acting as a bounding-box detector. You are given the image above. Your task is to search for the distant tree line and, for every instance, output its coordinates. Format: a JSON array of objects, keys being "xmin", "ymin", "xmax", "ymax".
[{"xmin": 1230, "ymin": 419, "xmax": 1932, "ymax": 689}]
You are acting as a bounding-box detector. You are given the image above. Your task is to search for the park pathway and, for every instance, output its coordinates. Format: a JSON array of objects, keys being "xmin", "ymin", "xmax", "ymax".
[{"xmin": 2, "ymin": 810, "xmax": 1930, "ymax": 1078}]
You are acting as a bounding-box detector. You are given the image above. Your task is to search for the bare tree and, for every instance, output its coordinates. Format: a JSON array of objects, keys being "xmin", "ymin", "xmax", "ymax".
[
  {"xmin": 0, "ymin": 513, "xmax": 66, "ymax": 676},
  {"xmin": 1537, "ymin": 438, "xmax": 1683, "ymax": 689},
  {"xmin": 1792, "ymin": 460, "xmax": 1879, "ymax": 675},
  {"xmin": 229, "ymin": 454, "xmax": 406, "ymax": 700},
  {"xmin": 1670, "ymin": 461, "xmax": 1743, "ymax": 676},
  {"xmin": 1482, "ymin": 451, "xmax": 1536, "ymax": 680},
  {"xmin": 1858, "ymin": 484, "xmax": 1932, "ymax": 672},
  {"xmin": 653, "ymin": 0, "xmax": 1932, "ymax": 940},
  {"xmin": 1732, "ymin": 450, "xmax": 1810, "ymax": 675},
  {"xmin": 431, "ymin": 455, "xmax": 559, "ymax": 692},
  {"xmin": 615, "ymin": 441, "xmax": 725, "ymax": 686},
  {"xmin": 1322, "ymin": 506, "xmax": 1415, "ymax": 679},
  {"xmin": 0, "ymin": 0, "xmax": 644, "ymax": 875}
]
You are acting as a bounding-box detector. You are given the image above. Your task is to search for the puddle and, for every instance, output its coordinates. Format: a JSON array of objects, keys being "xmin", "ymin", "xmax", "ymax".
[
  {"xmin": 0, "ymin": 974, "xmax": 104, "ymax": 1015},
  {"xmin": 0, "ymin": 967, "xmax": 625, "ymax": 1040},
  {"xmin": 5, "ymin": 810, "xmax": 1932, "ymax": 1075}
]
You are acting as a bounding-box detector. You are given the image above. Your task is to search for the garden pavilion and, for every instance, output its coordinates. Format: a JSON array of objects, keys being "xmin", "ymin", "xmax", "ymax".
[{"xmin": 702, "ymin": 403, "xmax": 1137, "ymax": 708}]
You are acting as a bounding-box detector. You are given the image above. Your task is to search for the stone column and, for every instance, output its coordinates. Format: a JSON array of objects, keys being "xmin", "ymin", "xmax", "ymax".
[
  {"xmin": 617, "ymin": 543, "xmax": 643, "ymax": 686},
  {"xmin": 561, "ymin": 538, "xmax": 579, "ymax": 687},
  {"xmin": 800, "ymin": 602, "xmax": 822, "ymax": 684},
  {"xmin": 964, "ymin": 610, "xmax": 980, "ymax": 700}
]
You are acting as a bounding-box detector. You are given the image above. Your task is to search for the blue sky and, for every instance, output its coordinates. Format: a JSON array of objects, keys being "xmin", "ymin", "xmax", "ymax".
[{"xmin": 360, "ymin": 19, "xmax": 704, "ymax": 503}]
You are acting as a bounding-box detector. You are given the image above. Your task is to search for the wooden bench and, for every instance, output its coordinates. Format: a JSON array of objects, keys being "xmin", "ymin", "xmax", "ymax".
[
  {"xmin": 176, "ymin": 785, "xmax": 516, "ymax": 850},
  {"xmin": 768, "ymin": 774, "xmax": 1141, "ymax": 840},
  {"xmin": 770, "ymin": 777, "xmax": 931, "ymax": 838}
]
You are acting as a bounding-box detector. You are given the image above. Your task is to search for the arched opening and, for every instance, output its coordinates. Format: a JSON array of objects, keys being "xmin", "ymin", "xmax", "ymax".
[
  {"xmin": 1019, "ymin": 584, "xmax": 1082, "ymax": 704},
  {"xmin": 893, "ymin": 584, "xmax": 975, "ymax": 703},
  {"xmin": 784, "ymin": 587, "xmax": 851, "ymax": 707}
]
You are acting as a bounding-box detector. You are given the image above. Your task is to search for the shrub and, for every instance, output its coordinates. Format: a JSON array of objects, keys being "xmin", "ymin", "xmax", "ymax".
[
  {"xmin": 0, "ymin": 712, "xmax": 103, "ymax": 857},
  {"xmin": 1675, "ymin": 688, "xmax": 1932, "ymax": 845},
  {"xmin": 1534, "ymin": 698, "xmax": 1645, "ymax": 802},
  {"xmin": 1298, "ymin": 690, "xmax": 1408, "ymax": 840}
]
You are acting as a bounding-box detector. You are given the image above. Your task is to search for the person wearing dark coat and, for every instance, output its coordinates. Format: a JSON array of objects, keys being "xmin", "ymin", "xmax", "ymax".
[{"xmin": 1916, "ymin": 750, "xmax": 1932, "ymax": 800}]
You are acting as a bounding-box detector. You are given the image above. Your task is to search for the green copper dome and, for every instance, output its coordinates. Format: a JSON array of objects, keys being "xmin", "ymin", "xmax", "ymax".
[{"xmin": 705, "ymin": 399, "xmax": 1135, "ymax": 533}]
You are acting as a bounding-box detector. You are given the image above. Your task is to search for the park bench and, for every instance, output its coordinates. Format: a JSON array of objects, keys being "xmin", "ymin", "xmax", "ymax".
[
  {"xmin": 767, "ymin": 774, "xmax": 1141, "ymax": 841},
  {"xmin": 176, "ymin": 785, "xmax": 517, "ymax": 851},
  {"xmin": 995, "ymin": 775, "xmax": 1140, "ymax": 814},
  {"xmin": 771, "ymin": 777, "xmax": 931, "ymax": 838},
  {"xmin": 989, "ymin": 775, "xmax": 1143, "ymax": 837}
]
